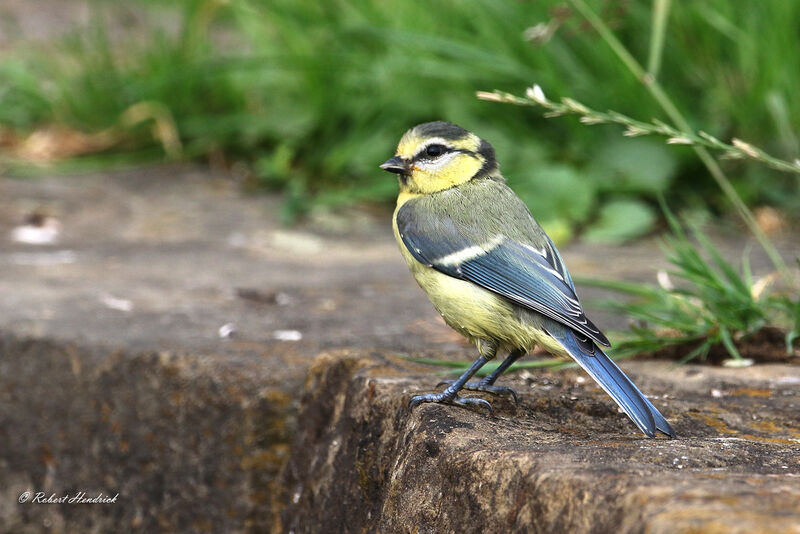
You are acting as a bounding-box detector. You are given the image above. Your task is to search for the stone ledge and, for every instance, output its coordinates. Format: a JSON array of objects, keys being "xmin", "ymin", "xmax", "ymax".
[
  {"xmin": 0, "ymin": 333, "xmax": 293, "ymax": 533},
  {"xmin": 279, "ymin": 351, "xmax": 800, "ymax": 534},
  {"xmin": 3, "ymin": 168, "xmax": 799, "ymax": 533}
]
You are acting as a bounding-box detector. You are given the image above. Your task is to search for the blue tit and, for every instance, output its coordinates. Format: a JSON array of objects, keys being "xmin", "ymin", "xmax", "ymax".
[{"xmin": 380, "ymin": 121, "xmax": 674, "ymax": 438}]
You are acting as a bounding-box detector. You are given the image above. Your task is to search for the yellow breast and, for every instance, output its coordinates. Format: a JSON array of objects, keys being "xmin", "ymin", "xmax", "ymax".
[{"xmin": 392, "ymin": 194, "xmax": 555, "ymax": 352}]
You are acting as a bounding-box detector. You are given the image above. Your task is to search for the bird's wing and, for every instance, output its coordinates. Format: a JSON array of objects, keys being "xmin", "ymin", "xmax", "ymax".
[{"xmin": 396, "ymin": 189, "xmax": 610, "ymax": 347}]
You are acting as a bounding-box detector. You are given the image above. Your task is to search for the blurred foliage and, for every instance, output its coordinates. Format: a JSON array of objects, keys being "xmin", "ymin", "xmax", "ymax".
[
  {"xmin": 1, "ymin": 0, "xmax": 799, "ymax": 229},
  {"xmin": 581, "ymin": 203, "xmax": 800, "ymax": 363}
]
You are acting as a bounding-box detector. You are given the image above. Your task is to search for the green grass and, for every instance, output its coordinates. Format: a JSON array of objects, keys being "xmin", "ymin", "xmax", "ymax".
[
  {"xmin": 580, "ymin": 203, "xmax": 799, "ymax": 364},
  {"xmin": 1, "ymin": 1, "xmax": 799, "ymax": 227}
]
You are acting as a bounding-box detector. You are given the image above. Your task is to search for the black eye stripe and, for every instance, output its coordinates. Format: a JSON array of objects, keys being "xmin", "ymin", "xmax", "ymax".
[{"xmin": 414, "ymin": 143, "xmax": 448, "ymax": 159}]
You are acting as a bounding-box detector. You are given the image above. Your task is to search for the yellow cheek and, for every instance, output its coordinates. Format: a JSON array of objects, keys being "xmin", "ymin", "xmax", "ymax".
[{"xmin": 406, "ymin": 154, "xmax": 483, "ymax": 194}]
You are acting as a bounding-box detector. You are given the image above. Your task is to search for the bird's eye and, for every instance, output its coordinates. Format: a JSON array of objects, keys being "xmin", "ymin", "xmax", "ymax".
[{"xmin": 425, "ymin": 144, "xmax": 447, "ymax": 158}]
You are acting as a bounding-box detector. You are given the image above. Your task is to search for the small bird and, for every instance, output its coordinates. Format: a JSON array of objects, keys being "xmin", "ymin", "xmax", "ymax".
[{"xmin": 381, "ymin": 121, "xmax": 674, "ymax": 438}]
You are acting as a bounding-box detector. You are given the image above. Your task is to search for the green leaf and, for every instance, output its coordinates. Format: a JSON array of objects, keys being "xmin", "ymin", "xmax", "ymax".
[
  {"xmin": 718, "ymin": 325, "xmax": 743, "ymax": 360},
  {"xmin": 584, "ymin": 199, "xmax": 657, "ymax": 243}
]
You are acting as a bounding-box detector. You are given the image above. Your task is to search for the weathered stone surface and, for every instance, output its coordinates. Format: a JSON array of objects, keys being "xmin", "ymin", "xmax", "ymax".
[
  {"xmin": 0, "ymin": 334, "xmax": 294, "ymax": 533},
  {"xmin": 0, "ymin": 167, "xmax": 441, "ymax": 357},
  {"xmin": 0, "ymin": 167, "xmax": 436, "ymax": 533},
  {"xmin": 279, "ymin": 351, "xmax": 800, "ymax": 534},
  {"xmin": 2, "ymin": 167, "xmax": 798, "ymax": 532},
  {"xmin": 0, "ymin": 166, "xmax": 489, "ymax": 532}
]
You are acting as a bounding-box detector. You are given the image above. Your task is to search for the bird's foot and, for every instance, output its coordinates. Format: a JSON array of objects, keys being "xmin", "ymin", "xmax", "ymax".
[
  {"xmin": 436, "ymin": 379, "xmax": 518, "ymax": 403},
  {"xmin": 409, "ymin": 391, "xmax": 494, "ymax": 415}
]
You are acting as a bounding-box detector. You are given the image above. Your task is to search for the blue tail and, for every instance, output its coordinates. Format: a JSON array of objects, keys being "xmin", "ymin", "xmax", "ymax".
[{"xmin": 546, "ymin": 325, "xmax": 675, "ymax": 438}]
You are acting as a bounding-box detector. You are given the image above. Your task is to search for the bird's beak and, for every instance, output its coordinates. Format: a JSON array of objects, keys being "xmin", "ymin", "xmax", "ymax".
[{"xmin": 380, "ymin": 156, "xmax": 408, "ymax": 175}]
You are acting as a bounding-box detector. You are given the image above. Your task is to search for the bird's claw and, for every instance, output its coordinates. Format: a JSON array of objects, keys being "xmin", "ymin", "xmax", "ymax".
[
  {"xmin": 436, "ymin": 379, "xmax": 519, "ymax": 404},
  {"xmin": 409, "ymin": 392, "xmax": 494, "ymax": 415}
]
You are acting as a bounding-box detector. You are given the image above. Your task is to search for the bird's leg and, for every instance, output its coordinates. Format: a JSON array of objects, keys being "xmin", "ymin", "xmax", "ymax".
[
  {"xmin": 410, "ymin": 340, "xmax": 497, "ymax": 414},
  {"xmin": 438, "ymin": 348, "xmax": 526, "ymax": 403},
  {"xmin": 477, "ymin": 348, "xmax": 526, "ymax": 386}
]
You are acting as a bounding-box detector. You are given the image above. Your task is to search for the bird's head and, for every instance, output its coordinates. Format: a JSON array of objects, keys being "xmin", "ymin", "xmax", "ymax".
[{"xmin": 380, "ymin": 121, "xmax": 498, "ymax": 194}]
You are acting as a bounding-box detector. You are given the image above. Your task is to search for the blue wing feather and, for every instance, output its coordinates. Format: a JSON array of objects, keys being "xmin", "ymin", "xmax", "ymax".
[
  {"xmin": 397, "ymin": 209, "xmax": 610, "ymax": 347},
  {"xmin": 462, "ymin": 241, "xmax": 583, "ymax": 317},
  {"xmin": 546, "ymin": 324, "xmax": 675, "ymax": 437}
]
